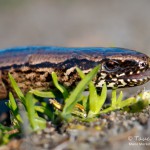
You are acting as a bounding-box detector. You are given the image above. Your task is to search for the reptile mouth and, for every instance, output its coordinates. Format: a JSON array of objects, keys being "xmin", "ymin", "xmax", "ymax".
[
  {"xmin": 128, "ymin": 68, "xmax": 150, "ymax": 80},
  {"xmin": 97, "ymin": 68, "xmax": 150, "ymax": 88},
  {"xmin": 119, "ymin": 68, "xmax": 150, "ymax": 87}
]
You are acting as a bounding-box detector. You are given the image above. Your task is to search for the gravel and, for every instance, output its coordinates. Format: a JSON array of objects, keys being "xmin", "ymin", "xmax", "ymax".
[{"xmin": 1, "ymin": 106, "xmax": 149, "ymax": 150}]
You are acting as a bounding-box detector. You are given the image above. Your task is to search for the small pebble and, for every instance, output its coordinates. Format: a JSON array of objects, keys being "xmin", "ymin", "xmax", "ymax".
[{"xmin": 138, "ymin": 113, "xmax": 148, "ymax": 125}]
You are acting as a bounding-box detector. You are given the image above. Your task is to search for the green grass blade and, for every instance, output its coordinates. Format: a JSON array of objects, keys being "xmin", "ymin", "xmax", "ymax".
[
  {"xmin": 81, "ymin": 95, "xmax": 89, "ymax": 111},
  {"xmin": 116, "ymin": 91, "xmax": 123, "ymax": 105},
  {"xmin": 99, "ymin": 106, "xmax": 114, "ymax": 114},
  {"xmin": 100, "ymin": 97, "xmax": 136, "ymax": 114},
  {"xmin": 9, "ymin": 92, "xmax": 22, "ymax": 123},
  {"xmin": 52, "ymin": 72, "xmax": 69, "ymax": 99},
  {"xmin": 88, "ymin": 82, "xmax": 98, "ymax": 114},
  {"xmin": 62, "ymin": 65, "xmax": 100, "ymax": 116},
  {"xmin": 25, "ymin": 92, "xmax": 39, "ymax": 130},
  {"xmin": 30, "ymin": 90, "xmax": 56, "ymax": 98},
  {"xmin": 76, "ymin": 67, "xmax": 90, "ymax": 112},
  {"xmin": 34, "ymin": 105, "xmax": 54, "ymax": 120},
  {"xmin": 111, "ymin": 89, "xmax": 117, "ymax": 107},
  {"xmin": 34, "ymin": 117, "xmax": 46, "ymax": 130},
  {"xmin": 97, "ymin": 83, "xmax": 107, "ymax": 110},
  {"xmin": 0, "ymin": 124, "xmax": 14, "ymax": 132},
  {"xmin": 8, "ymin": 73, "xmax": 25, "ymax": 102},
  {"xmin": 0, "ymin": 129, "xmax": 11, "ymax": 145},
  {"xmin": 77, "ymin": 67, "xmax": 102, "ymax": 116},
  {"xmin": 88, "ymin": 83, "xmax": 107, "ymax": 117},
  {"xmin": 119, "ymin": 97, "xmax": 136, "ymax": 108},
  {"xmin": 76, "ymin": 67, "xmax": 85, "ymax": 79}
]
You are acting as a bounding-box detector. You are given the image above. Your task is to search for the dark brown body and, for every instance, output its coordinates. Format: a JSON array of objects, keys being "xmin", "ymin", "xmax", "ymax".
[{"xmin": 0, "ymin": 46, "xmax": 150, "ymax": 100}]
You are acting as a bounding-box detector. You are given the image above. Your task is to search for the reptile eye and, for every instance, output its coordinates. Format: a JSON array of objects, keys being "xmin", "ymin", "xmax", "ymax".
[
  {"xmin": 104, "ymin": 60, "xmax": 120, "ymax": 72},
  {"xmin": 139, "ymin": 62, "xmax": 146, "ymax": 68}
]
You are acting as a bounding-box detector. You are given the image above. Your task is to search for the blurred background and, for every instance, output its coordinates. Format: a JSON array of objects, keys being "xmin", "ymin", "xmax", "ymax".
[
  {"xmin": 0, "ymin": 0, "xmax": 150, "ymax": 50},
  {"xmin": 0, "ymin": 0, "xmax": 150, "ymax": 91}
]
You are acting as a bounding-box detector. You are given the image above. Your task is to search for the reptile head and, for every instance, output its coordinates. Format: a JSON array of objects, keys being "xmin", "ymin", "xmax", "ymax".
[{"xmin": 96, "ymin": 48, "xmax": 150, "ymax": 88}]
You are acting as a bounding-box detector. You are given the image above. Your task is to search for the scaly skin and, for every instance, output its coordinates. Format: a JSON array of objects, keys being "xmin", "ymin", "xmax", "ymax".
[{"xmin": 0, "ymin": 46, "xmax": 150, "ymax": 99}]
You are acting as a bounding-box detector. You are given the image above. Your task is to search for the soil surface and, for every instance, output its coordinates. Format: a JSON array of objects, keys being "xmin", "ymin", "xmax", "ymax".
[{"xmin": 0, "ymin": 106, "xmax": 150, "ymax": 150}]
